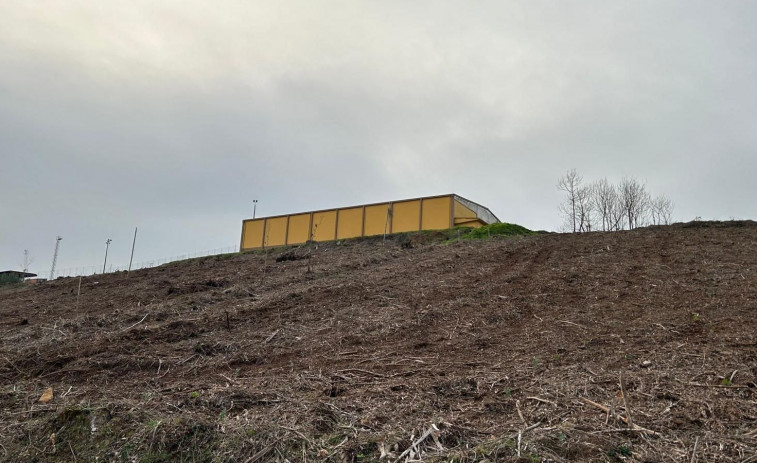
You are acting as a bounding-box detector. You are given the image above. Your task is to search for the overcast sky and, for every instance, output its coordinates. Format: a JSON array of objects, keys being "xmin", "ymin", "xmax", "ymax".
[{"xmin": 1, "ymin": 1, "xmax": 755, "ymax": 275}]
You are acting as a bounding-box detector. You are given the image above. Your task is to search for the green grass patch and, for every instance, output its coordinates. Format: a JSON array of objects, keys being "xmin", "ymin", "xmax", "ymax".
[{"xmin": 444, "ymin": 222, "xmax": 533, "ymax": 242}]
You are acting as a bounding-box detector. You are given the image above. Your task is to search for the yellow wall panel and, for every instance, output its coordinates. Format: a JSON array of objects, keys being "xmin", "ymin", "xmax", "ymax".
[
  {"xmin": 287, "ymin": 213, "xmax": 311, "ymax": 245},
  {"xmin": 337, "ymin": 207, "xmax": 364, "ymax": 239},
  {"xmin": 364, "ymin": 203, "xmax": 391, "ymax": 236},
  {"xmin": 422, "ymin": 197, "xmax": 452, "ymax": 230},
  {"xmin": 454, "ymin": 200, "xmax": 477, "ymax": 219},
  {"xmin": 242, "ymin": 219, "xmax": 265, "ymax": 250},
  {"xmin": 263, "ymin": 216, "xmax": 288, "ymax": 247},
  {"xmin": 392, "ymin": 200, "xmax": 421, "ymax": 233},
  {"xmin": 312, "ymin": 210, "xmax": 337, "ymax": 242}
]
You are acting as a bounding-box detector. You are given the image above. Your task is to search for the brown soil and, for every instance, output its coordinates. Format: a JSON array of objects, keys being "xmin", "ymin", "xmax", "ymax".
[{"xmin": 1, "ymin": 221, "xmax": 756, "ymax": 462}]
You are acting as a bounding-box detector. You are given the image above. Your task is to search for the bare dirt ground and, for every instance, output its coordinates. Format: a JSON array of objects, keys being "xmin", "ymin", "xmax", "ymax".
[{"xmin": 1, "ymin": 221, "xmax": 756, "ymax": 462}]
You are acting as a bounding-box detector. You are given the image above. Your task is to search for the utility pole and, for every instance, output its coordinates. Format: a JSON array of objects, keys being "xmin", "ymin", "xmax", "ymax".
[
  {"xmin": 22, "ymin": 249, "xmax": 30, "ymax": 273},
  {"xmin": 253, "ymin": 199, "xmax": 258, "ymax": 219},
  {"xmin": 102, "ymin": 239, "xmax": 112, "ymax": 274},
  {"xmin": 50, "ymin": 237, "xmax": 62, "ymax": 280},
  {"xmin": 128, "ymin": 227, "xmax": 138, "ymax": 273}
]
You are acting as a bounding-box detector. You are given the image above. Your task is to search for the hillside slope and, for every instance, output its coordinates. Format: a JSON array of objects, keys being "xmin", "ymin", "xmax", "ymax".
[{"xmin": 1, "ymin": 222, "xmax": 756, "ymax": 462}]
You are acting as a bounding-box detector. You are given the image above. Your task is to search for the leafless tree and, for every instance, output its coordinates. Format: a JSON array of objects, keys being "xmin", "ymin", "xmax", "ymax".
[
  {"xmin": 619, "ymin": 177, "xmax": 650, "ymax": 229},
  {"xmin": 558, "ymin": 169, "xmax": 583, "ymax": 233},
  {"xmin": 609, "ymin": 193, "xmax": 626, "ymax": 231},
  {"xmin": 650, "ymin": 195, "xmax": 673, "ymax": 225},
  {"xmin": 558, "ymin": 172, "xmax": 673, "ymax": 232},
  {"xmin": 576, "ymin": 184, "xmax": 594, "ymax": 232},
  {"xmin": 591, "ymin": 178, "xmax": 624, "ymax": 231}
]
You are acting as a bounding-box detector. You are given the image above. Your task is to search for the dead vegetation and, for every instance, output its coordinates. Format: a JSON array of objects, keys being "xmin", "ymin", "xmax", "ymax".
[{"xmin": 1, "ymin": 221, "xmax": 756, "ymax": 462}]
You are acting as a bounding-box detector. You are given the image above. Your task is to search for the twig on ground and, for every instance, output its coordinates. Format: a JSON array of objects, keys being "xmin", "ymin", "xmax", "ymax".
[
  {"xmin": 606, "ymin": 400, "xmax": 614, "ymax": 425},
  {"xmin": 591, "ymin": 428, "xmax": 658, "ymax": 434},
  {"xmin": 557, "ymin": 320, "xmax": 586, "ymax": 329},
  {"xmin": 395, "ymin": 424, "xmax": 439, "ymax": 462},
  {"xmin": 244, "ymin": 443, "xmax": 275, "ymax": 463},
  {"xmin": 527, "ymin": 396, "xmax": 557, "ymax": 406},
  {"xmin": 516, "ymin": 399, "xmax": 526, "ymax": 424},
  {"xmin": 339, "ymin": 368, "xmax": 386, "ymax": 378},
  {"xmin": 581, "ymin": 365, "xmax": 599, "ymax": 376},
  {"xmin": 581, "ymin": 398, "xmax": 659, "ymax": 435},
  {"xmin": 148, "ymin": 421, "xmax": 162, "ymax": 452},
  {"xmin": 40, "ymin": 325, "xmax": 66, "ymax": 336},
  {"xmin": 517, "ymin": 430, "xmax": 522, "ymax": 458},
  {"xmin": 177, "ymin": 354, "xmax": 198, "ymax": 365},
  {"xmin": 690, "ymin": 436, "xmax": 699, "ymax": 463},
  {"xmin": 37, "ymin": 368, "xmax": 86, "ymax": 379},
  {"xmin": 264, "ymin": 329, "xmax": 280, "ymax": 343},
  {"xmin": 620, "ymin": 371, "xmax": 633, "ymax": 429},
  {"xmin": 9, "ymin": 405, "xmax": 56, "ymax": 415},
  {"xmin": 120, "ymin": 313, "xmax": 149, "ymax": 332},
  {"xmin": 523, "ymin": 421, "xmax": 543, "ymax": 432},
  {"xmin": 279, "ymin": 425, "xmax": 314, "ymax": 447}
]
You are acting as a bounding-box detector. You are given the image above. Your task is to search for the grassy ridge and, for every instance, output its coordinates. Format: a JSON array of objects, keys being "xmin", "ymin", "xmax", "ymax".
[{"xmin": 443, "ymin": 222, "xmax": 534, "ymax": 242}]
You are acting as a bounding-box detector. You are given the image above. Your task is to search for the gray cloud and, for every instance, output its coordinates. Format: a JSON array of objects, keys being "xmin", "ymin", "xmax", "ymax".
[{"xmin": 1, "ymin": 1, "xmax": 755, "ymax": 272}]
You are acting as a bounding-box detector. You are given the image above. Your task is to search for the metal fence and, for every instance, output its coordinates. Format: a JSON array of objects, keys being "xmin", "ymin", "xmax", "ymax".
[{"xmin": 48, "ymin": 245, "xmax": 239, "ymax": 279}]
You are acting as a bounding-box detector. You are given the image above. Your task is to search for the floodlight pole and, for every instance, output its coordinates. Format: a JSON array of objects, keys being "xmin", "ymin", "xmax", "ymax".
[
  {"xmin": 23, "ymin": 249, "xmax": 30, "ymax": 273},
  {"xmin": 102, "ymin": 239, "xmax": 112, "ymax": 274},
  {"xmin": 128, "ymin": 227, "xmax": 138, "ymax": 273},
  {"xmin": 50, "ymin": 237, "xmax": 62, "ymax": 280},
  {"xmin": 253, "ymin": 199, "xmax": 258, "ymax": 219}
]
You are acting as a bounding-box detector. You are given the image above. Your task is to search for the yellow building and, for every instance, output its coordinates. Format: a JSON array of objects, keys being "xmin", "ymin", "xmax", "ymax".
[{"xmin": 240, "ymin": 194, "xmax": 499, "ymax": 251}]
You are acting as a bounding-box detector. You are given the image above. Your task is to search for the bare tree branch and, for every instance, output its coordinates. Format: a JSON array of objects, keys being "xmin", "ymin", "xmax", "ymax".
[
  {"xmin": 591, "ymin": 178, "xmax": 619, "ymax": 231},
  {"xmin": 576, "ymin": 185, "xmax": 594, "ymax": 232},
  {"xmin": 620, "ymin": 177, "xmax": 650, "ymax": 230},
  {"xmin": 558, "ymin": 169, "xmax": 583, "ymax": 233},
  {"xmin": 650, "ymin": 195, "xmax": 674, "ymax": 225}
]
